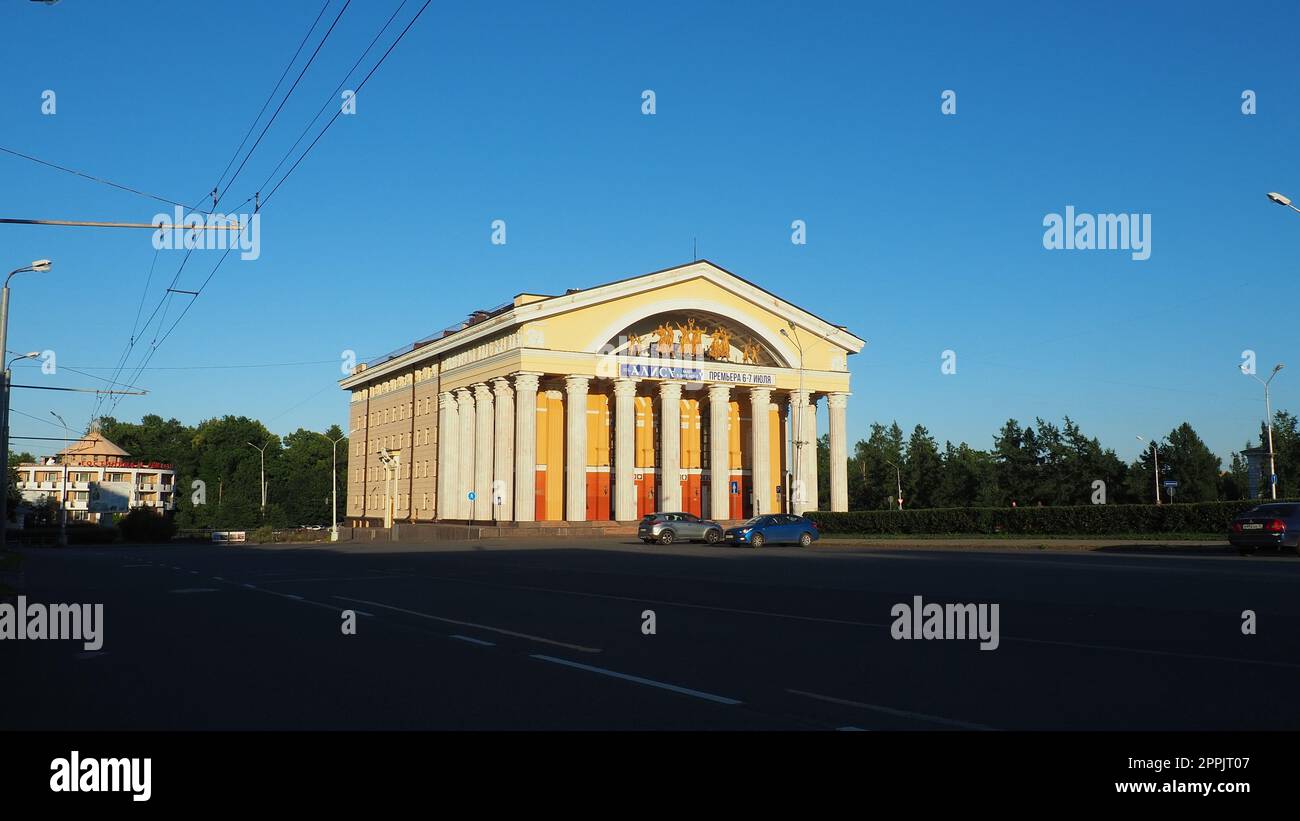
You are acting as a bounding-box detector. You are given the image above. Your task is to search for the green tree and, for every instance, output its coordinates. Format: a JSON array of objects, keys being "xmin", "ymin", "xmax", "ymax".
[
  {"xmin": 936, "ymin": 442, "xmax": 996, "ymax": 507},
  {"xmin": 1163, "ymin": 422, "xmax": 1221, "ymax": 502},
  {"xmin": 903, "ymin": 425, "xmax": 942, "ymax": 508}
]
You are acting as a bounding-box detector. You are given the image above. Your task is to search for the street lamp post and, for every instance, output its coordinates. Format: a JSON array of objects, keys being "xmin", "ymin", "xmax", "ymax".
[
  {"xmin": 378, "ymin": 448, "xmax": 399, "ymax": 530},
  {"xmin": 247, "ymin": 441, "xmax": 270, "ymax": 516},
  {"xmin": 1136, "ymin": 435, "xmax": 1161, "ymax": 505},
  {"xmin": 50, "ymin": 410, "xmax": 71, "ymax": 545},
  {"xmin": 780, "ymin": 323, "xmax": 805, "ymax": 515},
  {"xmin": 0, "ymin": 259, "xmax": 52, "ymax": 549},
  {"xmin": 1241, "ymin": 362, "xmax": 1284, "ymax": 499},
  {"xmin": 320, "ymin": 432, "xmax": 345, "ymax": 542},
  {"xmin": 885, "ymin": 459, "xmax": 903, "ymax": 510}
]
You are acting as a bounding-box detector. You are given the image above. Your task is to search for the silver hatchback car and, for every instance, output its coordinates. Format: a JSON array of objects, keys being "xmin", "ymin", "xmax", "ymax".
[{"xmin": 638, "ymin": 512, "xmax": 724, "ymax": 545}]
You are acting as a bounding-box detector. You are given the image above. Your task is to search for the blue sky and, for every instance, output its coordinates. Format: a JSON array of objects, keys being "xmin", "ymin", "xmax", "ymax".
[{"xmin": 1, "ymin": 0, "xmax": 1297, "ymax": 463}]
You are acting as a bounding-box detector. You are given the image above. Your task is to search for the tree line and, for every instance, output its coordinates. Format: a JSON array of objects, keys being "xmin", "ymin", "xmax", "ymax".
[
  {"xmin": 18, "ymin": 415, "xmax": 351, "ymax": 530},
  {"xmin": 815, "ymin": 412, "xmax": 1299, "ymax": 510}
]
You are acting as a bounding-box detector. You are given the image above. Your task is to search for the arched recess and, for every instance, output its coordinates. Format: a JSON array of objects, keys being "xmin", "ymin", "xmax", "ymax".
[{"xmin": 583, "ymin": 298, "xmax": 799, "ymax": 367}]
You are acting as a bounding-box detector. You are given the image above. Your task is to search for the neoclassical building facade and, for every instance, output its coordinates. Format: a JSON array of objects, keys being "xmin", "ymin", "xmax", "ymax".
[{"xmin": 339, "ymin": 261, "xmax": 864, "ymax": 526}]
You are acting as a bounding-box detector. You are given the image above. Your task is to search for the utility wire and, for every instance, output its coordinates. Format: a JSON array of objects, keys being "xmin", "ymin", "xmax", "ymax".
[
  {"xmin": 264, "ymin": 0, "xmax": 433, "ymax": 208},
  {"xmin": 217, "ymin": 0, "xmax": 354, "ymax": 209},
  {"xmin": 0, "ymin": 145, "xmax": 213, "ymax": 214},
  {"xmin": 103, "ymin": 0, "xmax": 431, "ymax": 424},
  {"xmin": 212, "ymin": 0, "xmax": 332, "ymax": 198},
  {"xmin": 257, "ymin": 0, "xmax": 411, "ymax": 194}
]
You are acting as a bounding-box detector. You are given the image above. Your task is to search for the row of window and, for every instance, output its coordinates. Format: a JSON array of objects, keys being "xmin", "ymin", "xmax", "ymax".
[
  {"xmin": 359, "ymin": 394, "xmax": 439, "ymax": 431},
  {"xmin": 350, "ymin": 460, "xmax": 433, "ymax": 484},
  {"xmin": 351, "ymin": 428, "xmax": 437, "ymax": 458},
  {"xmin": 354, "ymin": 491, "xmax": 434, "ymax": 511}
]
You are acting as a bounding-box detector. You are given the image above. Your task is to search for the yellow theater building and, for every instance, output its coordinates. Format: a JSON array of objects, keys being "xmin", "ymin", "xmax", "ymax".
[{"xmin": 339, "ymin": 261, "xmax": 865, "ymax": 526}]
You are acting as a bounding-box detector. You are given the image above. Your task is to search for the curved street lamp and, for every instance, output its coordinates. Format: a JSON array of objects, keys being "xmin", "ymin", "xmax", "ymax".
[
  {"xmin": 0, "ymin": 259, "xmax": 53, "ymax": 549},
  {"xmin": 1136, "ymin": 435, "xmax": 1162, "ymax": 506},
  {"xmin": 1266, "ymin": 192, "xmax": 1300, "ymax": 214},
  {"xmin": 1241, "ymin": 362, "xmax": 1284, "ymax": 499}
]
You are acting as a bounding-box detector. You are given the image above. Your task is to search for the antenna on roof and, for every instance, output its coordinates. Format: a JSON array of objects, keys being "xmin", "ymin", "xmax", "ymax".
[{"xmin": 693, "ymin": 237, "xmax": 697, "ymax": 261}]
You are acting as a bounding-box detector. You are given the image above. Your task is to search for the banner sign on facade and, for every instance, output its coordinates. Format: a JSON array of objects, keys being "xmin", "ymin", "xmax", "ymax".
[
  {"xmin": 88, "ymin": 481, "xmax": 133, "ymax": 513},
  {"xmin": 619, "ymin": 363, "xmax": 774, "ymax": 385}
]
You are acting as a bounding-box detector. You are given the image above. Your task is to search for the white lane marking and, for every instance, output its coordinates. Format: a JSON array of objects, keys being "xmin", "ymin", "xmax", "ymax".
[
  {"xmin": 212, "ymin": 576, "xmax": 224, "ymax": 581},
  {"xmin": 403, "ymin": 573, "xmax": 883, "ymax": 628},
  {"xmin": 281, "ymin": 594, "xmax": 304, "ymax": 601},
  {"xmin": 531, "ymin": 654, "xmax": 743, "ymax": 705},
  {"xmin": 1005, "ymin": 635, "xmax": 1300, "ymax": 671},
  {"xmin": 836, "ymin": 726, "xmax": 867, "ymax": 731},
  {"xmin": 259, "ymin": 575, "xmax": 410, "ymax": 585},
  {"xmin": 389, "ymin": 571, "xmax": 1300, "ymax": 670},
  {"xmin": 334, "ymin": 596, "xmax": 600, "ymax": 653},
  {"xmin": 189, "ymin": 571, "xmax": 199, "ymax": 575},
  {"xmin": 787, "ymin": 689, "xmax": 996, "ymax": 730},
  {"xmin": 450, "ymin": 634, "xmax": 495, "ymax": 647},
  {"xmin": 241, "ymin": 584, "xmax": 257, "ymax": 589},
  {"xmin": 169, "ymin": 588, "xmax": 221, "ymax": 594}
]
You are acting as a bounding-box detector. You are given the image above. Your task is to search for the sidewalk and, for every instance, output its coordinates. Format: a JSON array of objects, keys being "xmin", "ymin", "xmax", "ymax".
[{"xmin": 818, "ymin": 536, "xmax": 1237, "ymax": 555}]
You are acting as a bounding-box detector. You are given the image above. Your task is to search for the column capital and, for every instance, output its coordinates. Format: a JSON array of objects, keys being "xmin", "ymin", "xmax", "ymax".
[
  {"xmin": 564, "ymin": 374, "xmax": 590, "ymax": 394},
  {"xmin": 707, "ymin": 383, "xmax": 731, "ymax": 402},
  {"xmin": 787, "ymin": 388, "xmax": 812, "ymax": 407},
  {"xmin": 472, "ymin": 382, "xmax": 492, "ymax": 400},
  {"xmin": 454, "ymin": 387, "xmax": 473, "ymax": 403},
  {"xmin": 827, "ymin": 392, "xmax": 849, "ymax": 409},
  {"xmin": 492, "ymin": 377, "xmax": 514, "ymax": 398},
  {"xmin": 514, "ymin": 371, "xmax": 542, "ymax": 393},
  {"xmin": 613, "ymin": 377, "xmax": 639, "ymax": 398},
  {"xmin": 748, "ymin": 386, "xmax": 772, "ymax": 404},
  {"xmin": 658, "ymin": 380, "xmax": 684, "ymax": 400},
  {"xmin": 438, "ymin": 391, "xmax": 457, "ymax": 409}
]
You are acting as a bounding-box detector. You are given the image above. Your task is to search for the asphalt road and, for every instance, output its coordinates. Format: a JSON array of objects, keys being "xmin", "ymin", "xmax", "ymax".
[{"xmin": 4, "ymin": 538, "xmax": 1298, "ymax": 730}]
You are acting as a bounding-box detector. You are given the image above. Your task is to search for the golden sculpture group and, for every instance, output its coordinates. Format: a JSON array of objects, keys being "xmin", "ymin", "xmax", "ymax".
[{"xmin": 628, "ymin": 320, "xmax": 759, "ymax": 364}]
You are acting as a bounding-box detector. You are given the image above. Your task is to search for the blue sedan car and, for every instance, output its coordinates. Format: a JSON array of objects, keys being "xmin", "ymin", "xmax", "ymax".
[{"xmin": 723, "ymin": 514, "xmax": 820, "ymax": 547}]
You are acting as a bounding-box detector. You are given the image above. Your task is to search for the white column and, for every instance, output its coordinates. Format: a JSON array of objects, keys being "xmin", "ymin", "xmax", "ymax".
[
  {"xmin": 513, "ymin": 372, "xmax": 540, "ymax": 522},
  {"xmin": 749, "ymin": 387, "xmax": 771, "ymax": 516},
  {"xmin": 437, "ymin": 391, "xmax": 458, "ymax": 520},
  {"xmin": 828, "ymin": 392, "xmax": 849, "ymax": 512},
  {"xmin": 564, "ymin": 376, "xmax": 590, "ymax": 521},
  {"xmin": 658, "ymin": 381, "xmax": 683, "ymax": 512},
  {"xmin": 804, "ymin": 394, "xmax": 820, "ymax": 513},
  {"xmin": 473, "ymin": 383, "xmax": 493, "ymax": 520},
  {"xmin": 455, "ymin": 388, "xmax": 475, "ymax": 519},
  {"xmin": 492, "ymin": 377, "xmax": 515, "ymax": 521},
  {"xmin": 613, "ymin": 377, "xmax": 638, "ymax": 521},
  {"xmin": 708, "ymin": 384, "xmax": 731, "ymax": 520}
]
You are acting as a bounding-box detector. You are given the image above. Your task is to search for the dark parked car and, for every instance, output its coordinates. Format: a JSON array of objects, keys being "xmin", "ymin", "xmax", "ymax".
[
  {"xmin": 638, "ymin": 512, "xmax": 723, "ymax": 545},
  {"xmin": 723, "ymin": 514, "xmax": 819, "ymax": 547},
  {"xmin": 1229, "ymin": 503, "xmax": 1300, "ymax": 555}
]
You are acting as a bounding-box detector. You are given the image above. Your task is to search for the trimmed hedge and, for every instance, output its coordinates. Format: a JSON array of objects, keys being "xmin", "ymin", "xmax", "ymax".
[
  {"xmin": 118, "ymin": 508, "xmax": 177, "ymax": 543},
  {"xmin": 805, "ymin": 500, "xmax": 1297, "ymax": 536}
]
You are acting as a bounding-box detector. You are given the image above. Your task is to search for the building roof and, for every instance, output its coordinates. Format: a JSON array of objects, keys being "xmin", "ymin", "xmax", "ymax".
[
  {"xmin": 343, "ymin": 259, "xmax": 866, "ymax": 389},
  {"xmin": 57, "ymin": 428, "xmax": 131, "ymax": 460}
]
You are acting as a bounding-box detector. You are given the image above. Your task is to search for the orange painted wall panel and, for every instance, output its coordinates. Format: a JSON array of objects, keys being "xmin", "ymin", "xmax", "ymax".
[{"xmin": 541, "ymin": 391, "xmax": 565, "ymax": 521}]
